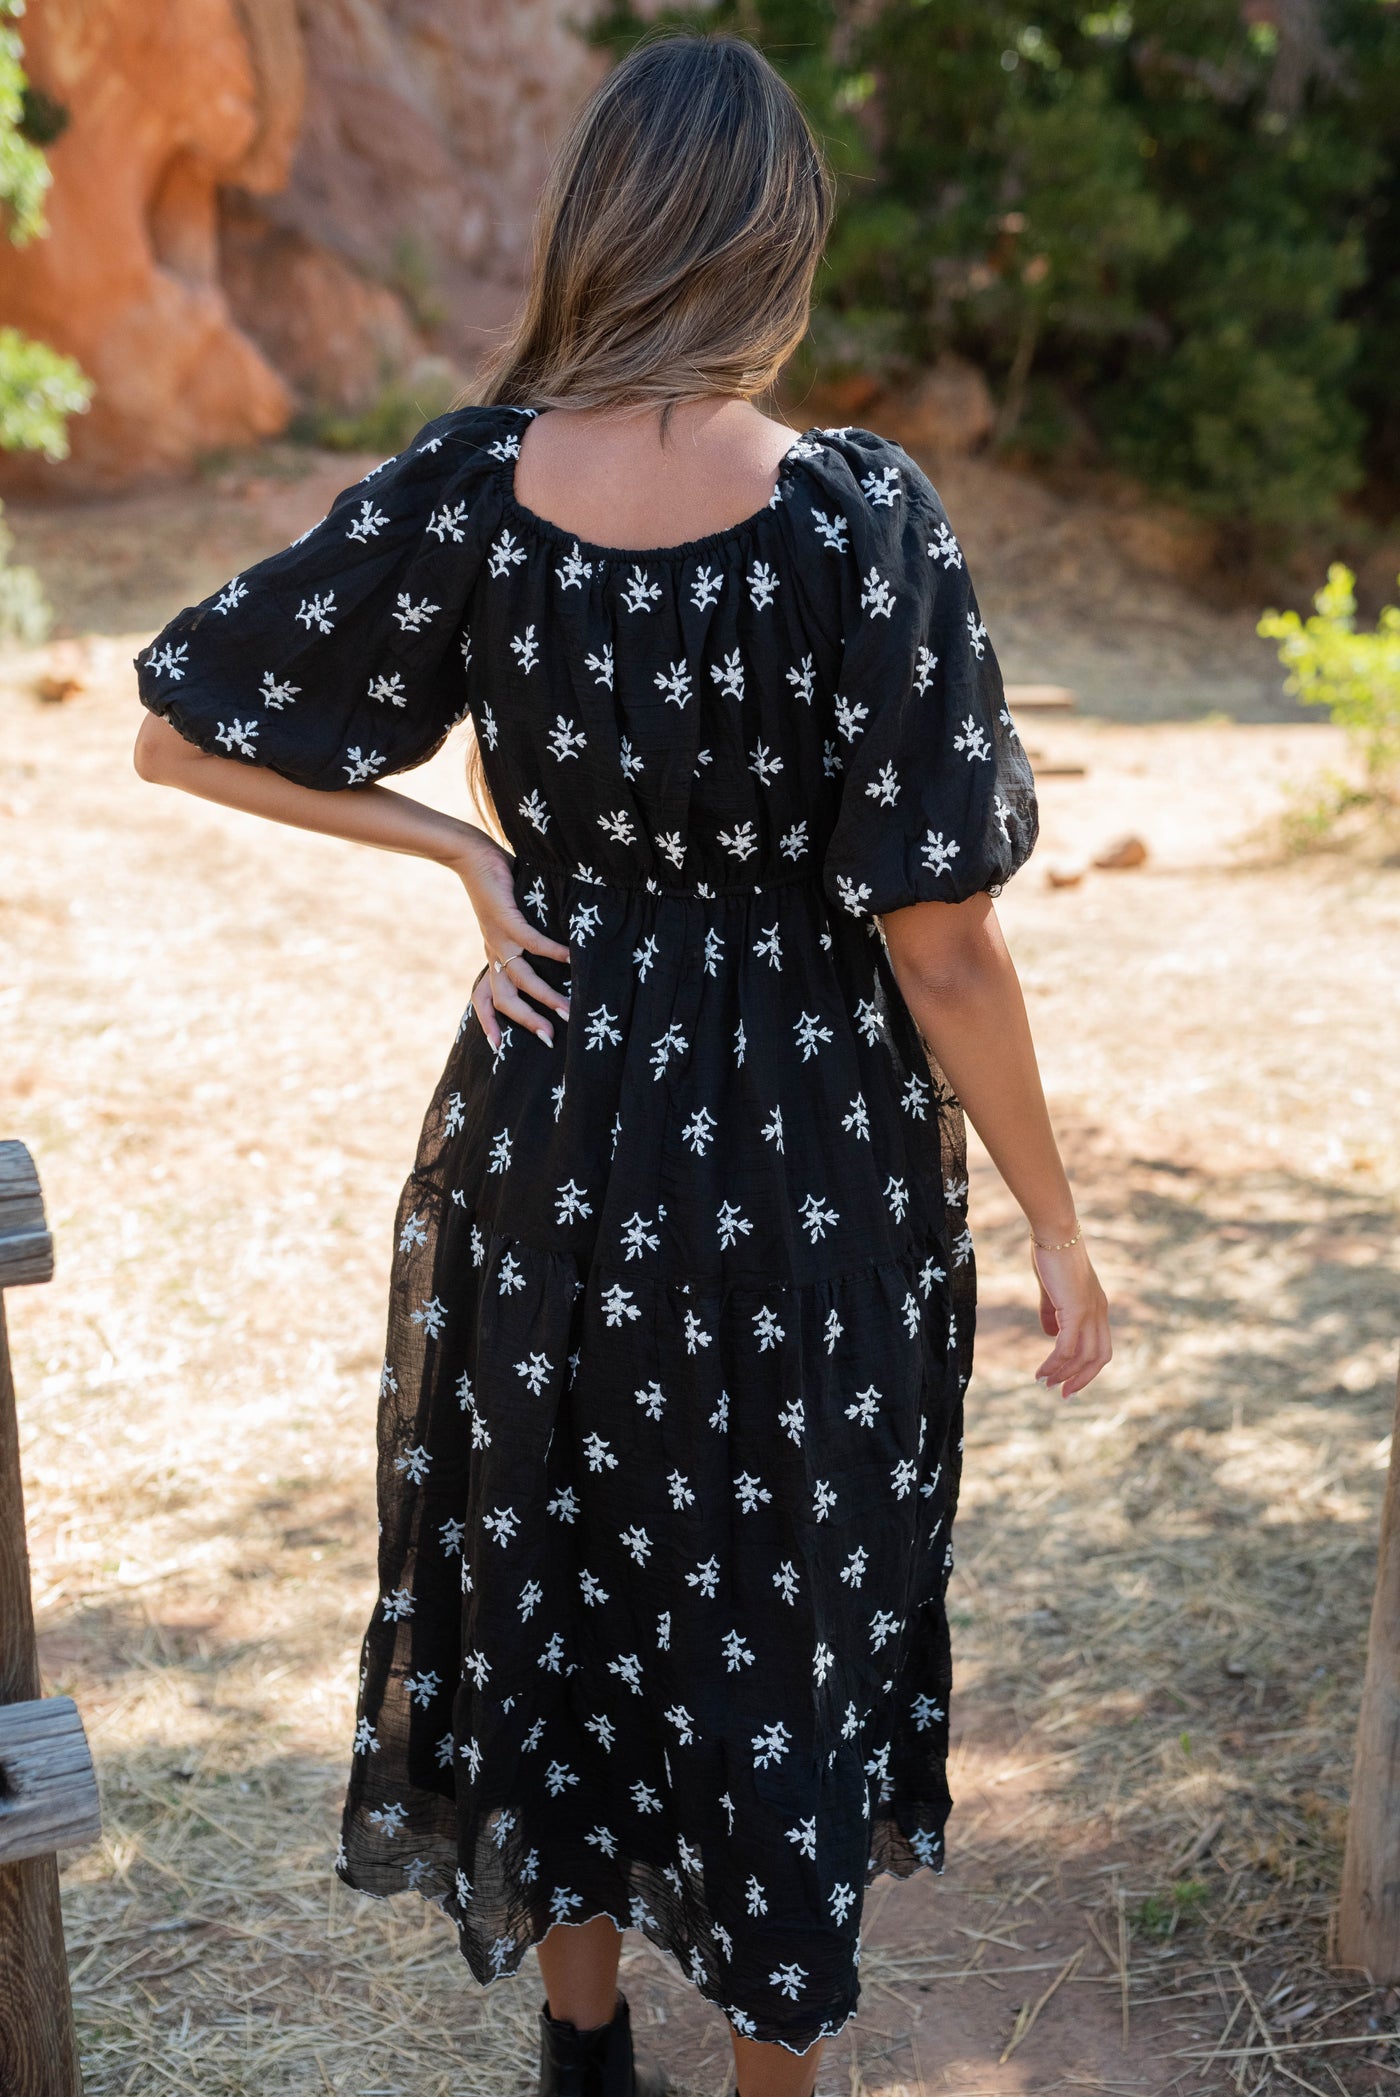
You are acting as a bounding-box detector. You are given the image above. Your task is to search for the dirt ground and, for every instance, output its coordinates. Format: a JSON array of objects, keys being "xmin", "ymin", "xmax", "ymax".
[{"xmin": 2, "ymin": 451, "xmax": 1399, "ymax": 2095}]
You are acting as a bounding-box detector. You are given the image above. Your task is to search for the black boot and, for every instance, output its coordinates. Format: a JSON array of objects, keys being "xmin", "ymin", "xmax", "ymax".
[{"xmin": 537, "ymin": 1990, "xmax": 671, "ymax": 2096}]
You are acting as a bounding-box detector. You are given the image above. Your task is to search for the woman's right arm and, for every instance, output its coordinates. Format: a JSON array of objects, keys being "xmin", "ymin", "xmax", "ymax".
[
  {"xmin": 133, "ymin": 714, "xmax": 570, "ymax": 1046},
  {"xmin": 881, "ymin": 888, "xmax": 1111, "ymax": 1401}
]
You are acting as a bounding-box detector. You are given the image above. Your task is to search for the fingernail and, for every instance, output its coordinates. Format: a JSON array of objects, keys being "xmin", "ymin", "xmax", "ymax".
[
  {"xmin": 559, "ymin": 1002, "xmax": 571, "ymax": 1019},
  {"xmin": 537, "ymin": 1027, "xmax": 552, "ymax": 1046}
]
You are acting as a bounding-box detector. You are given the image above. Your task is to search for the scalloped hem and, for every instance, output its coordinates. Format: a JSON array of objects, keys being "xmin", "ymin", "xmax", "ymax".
[{"xmin": 333, "ymin": 1841, "xmax": 944, "ymax": 2059}]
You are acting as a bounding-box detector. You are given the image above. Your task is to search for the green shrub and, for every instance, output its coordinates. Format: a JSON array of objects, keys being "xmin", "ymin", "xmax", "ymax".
[
  {"xmin": 290, "ymin": 362, "xmax": 462, "ymax": 456},
  {"xmin": 1259, "ymin": 565, "xmax": 1400, "ymax": 792},
  {"xmin": 1134, "ymin": 1878, "xmax": 1210, "ymax": 1939},
  {"xmin": 0, "ymin": 322, "xmax": 91, "ymax": 460},
  {"xmin": 0, "ymin": 0, "xmax": 92, "ymax": 645},
  {"xmin": 0, "ymin": 0, "xmax": 49, "ymax": 244},
  {"xmin": 0, "ymin": 499, "xmax": 49, "ymax": 642}
]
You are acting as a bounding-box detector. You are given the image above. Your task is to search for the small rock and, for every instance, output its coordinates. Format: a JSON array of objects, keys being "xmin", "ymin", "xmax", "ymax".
[
  {"xmin": 33, "ymin": 672, "xmax": 84, "ymax": 704},
  {"xmin": 1044, "ymin": 862, "xmax": 1087, "ymax": 889},
  {"xmin": 32, "ymin": 640, "xmax": 90, "ymax": 704},
  {"xmin": 1093, "ymin": 834, "xmax": 1149, "ymax": 870},
  {"xmin": 1222, "ymin": 1657, "xmax": 1248, "ymax": 1678},
  {"xmin": 814, "ymin": 370, "xmax": 884, "ymax": 420},
  {"xmin": 883, "ymin": 355, "xmax": 996, "ymax": 459}
]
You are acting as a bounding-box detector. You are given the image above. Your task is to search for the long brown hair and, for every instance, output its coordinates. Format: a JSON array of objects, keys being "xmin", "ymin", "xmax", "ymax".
[{"xmin": 461, "ymin": 32, "xmax": 833, "ymax": 837}]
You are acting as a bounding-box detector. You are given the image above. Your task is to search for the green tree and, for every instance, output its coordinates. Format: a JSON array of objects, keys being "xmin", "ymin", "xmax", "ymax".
[{"xmin": 595, "ymin": 0, "xmax": 1400, "ymax": 536}]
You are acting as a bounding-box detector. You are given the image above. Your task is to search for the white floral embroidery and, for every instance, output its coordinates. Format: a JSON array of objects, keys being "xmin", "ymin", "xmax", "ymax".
[
  {"xmin": 343, "ymin": 746, "xmax": 385, "ymax": 785},
  {"xmin": 710, "ymin": 649, "xmax": 745, "ymax": 702},
  {"xmin": 834, "ymin": 693, "xmax": 869, "ymax": 741},
  {"xmin": 860, "ymin": 567, "xmax": 896, "ymax": 619},
  {"xmin": 546, "ymin": 715, "xmax": 586, "ymax": 761},
  {"xmin": 555, "ymin": 541, "xmax": 592, "ymax": 590},
  {"xmin": 921, "ymin": 829, "xmax": 961, "ymax": 877},
  {"xmin": 510, "ymin": 625, "xmax": 540, "ymax": 674},
  {"xmin": 585, "ymin": 644, "xmax": 614, "ymax": 689},
  {"xmin": 929, "ymin": 519, "xmax": 963, "ymax": 569},
  {"xmin": 861, "ymin": 464, "xmax": 901, "ymax": 507},
  {"xmin": 793, "ymin": 1010, "xmax": 833, "ymax": 1061},
  {"xmin": 488, "ymin": 529, "xmax": 526, "ymax": 578},
  {"xmin": 954, "ymin": 713, "xmax": 991, "ymax": 762},
  {"xmin": 145, "ymin": 640, "xmax": 188, "ymax": 682},
  {"xmin": 367, "ymin": 671, "xmax": 405, "ymax": 708},
  {"xmin": 691, "ymin": 564, "xmax": 723, "ymax": 610},
  {"xmin": 811, "ymin": 507, "xmax": 849, "ymax": 553},
  {"xmin": 597, "ymin": 808, "xmax": 637, "ymax": 846},
  {"xmin": 786, "ymin": 654, "xmax": 816, "ymax": 703},
  {"xmin": 621, "ymin": 566, "xmax": 661, "ymax": 614},
  {"xmin": 296, "ymin": 592, "xmax": 337, "ymax": 634},
  {"xmin": 346, "ymin": 501, "xmax": 390, "ymax": 544},
  {"xmin": 748, "ymin": 560, "xmax": 780, "ymax": 609},
  {"xmin": 394, "ymin": 593, "xmax": 440, "ymax": 633},
  {"xmin": 215, "ymin": 719, "xmax": 258, "ymax": 758}
]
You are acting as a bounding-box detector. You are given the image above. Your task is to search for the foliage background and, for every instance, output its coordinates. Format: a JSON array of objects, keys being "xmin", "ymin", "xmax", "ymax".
[
  {"xmin": 599, "ymin": 0, "xmax": 1400, "ymax": 541},
  {"xmin": 0, "ymin": 0, "xmax": 90, "ymax": 637}
]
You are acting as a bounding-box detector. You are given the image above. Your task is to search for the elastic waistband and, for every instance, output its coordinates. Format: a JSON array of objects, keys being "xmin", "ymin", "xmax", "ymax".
[{"xmin": 516, "ymin": 858, "xmax": 831, "ymax": 901}]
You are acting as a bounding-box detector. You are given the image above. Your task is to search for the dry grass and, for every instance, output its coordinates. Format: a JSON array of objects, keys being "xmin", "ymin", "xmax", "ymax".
[{"xmin": 1, "ymin": 520, "xmax": 1398, "ymax": 2092}]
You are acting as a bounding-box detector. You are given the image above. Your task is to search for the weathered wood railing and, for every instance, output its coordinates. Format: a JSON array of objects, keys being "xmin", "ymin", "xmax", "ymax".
[
  {"xmin": 0, "ymin": 1142, "xmax": 99, "ymax": 2096},
  {"xmin": 1338, "ymin": 1356, "xmax": 1400, "ymax": 1979},
  {"xmin": 1003, "ymin": 682, "xmax": 1085, "ymax": 779}
]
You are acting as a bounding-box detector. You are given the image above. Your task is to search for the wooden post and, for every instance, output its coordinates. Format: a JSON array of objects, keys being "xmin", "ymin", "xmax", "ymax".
[
  {"xmin": 0, "ymin": 1141, "xmax": 91, "ymax": 2097},
  {"xmin": 1338, "ymin": 1356, "xmax": 1400, "ymax": 1978}
]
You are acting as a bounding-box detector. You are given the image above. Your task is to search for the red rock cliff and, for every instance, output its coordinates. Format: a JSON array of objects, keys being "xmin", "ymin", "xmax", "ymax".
[{"xmin": 0, "ymin": 0, "xmax": 607, "ymax": 485}]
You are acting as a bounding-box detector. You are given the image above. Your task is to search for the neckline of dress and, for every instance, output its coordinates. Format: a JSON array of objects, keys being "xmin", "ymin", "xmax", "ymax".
[{"xmin": 496, "ymin": 420, "xmax": 825, "ymax": 566}]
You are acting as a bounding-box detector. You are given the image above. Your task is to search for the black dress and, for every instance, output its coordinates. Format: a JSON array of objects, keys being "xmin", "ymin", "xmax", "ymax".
[{"xmin": 136, "ymin": 402, "xmax": 1038, "ymax": 2055}]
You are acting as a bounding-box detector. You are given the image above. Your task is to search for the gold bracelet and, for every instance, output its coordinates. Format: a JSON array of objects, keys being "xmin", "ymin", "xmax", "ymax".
[{"xmin": 1030, "ymin": 1221, "xmax": 1083, "ymax": 1251}]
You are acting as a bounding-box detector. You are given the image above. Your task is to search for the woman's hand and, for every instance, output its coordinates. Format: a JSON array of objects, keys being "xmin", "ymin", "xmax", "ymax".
[
  {"xmin": 1030, "ymin": 1238, "xmax": 1111, "ymax": 1399},
  {"xmin": 132, "ymin": 723, "xmax": 570, "ymax": 1046},
  {"xmin": 448, "ymin": 833, "xmax": 571, "ymax": 1051}
]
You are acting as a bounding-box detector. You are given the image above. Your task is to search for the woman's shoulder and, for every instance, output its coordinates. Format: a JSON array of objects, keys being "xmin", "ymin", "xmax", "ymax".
[
  {"xmin": 780, "ymin": 424, "xmax": 957, "ymax": 590},
  {"xmin": 426, "ymin": 399, "xmax": 537, "ymax": 466},
  {"xmin": 788, "ymin": 415, "xmax": 951, "ymax": 545},
  {"xmin": 365, "ymin": 400, "xmax": 534, "ymax": 498},
  {"xmin": 794, "ymin": 422, "xmax": 945, "ymax": 519},
  {"xmin": 257, "ymin": 401, "xmax": 529, "ymax": 563}
]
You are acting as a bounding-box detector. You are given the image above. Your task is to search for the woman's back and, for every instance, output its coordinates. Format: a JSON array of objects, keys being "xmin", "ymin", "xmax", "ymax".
[
  {"xmin": 510, "ymin": 399, "xmax": 799, "ymax": 555},
  {"xmin": 135, "ymin": 394, "xmax": 1035, "ymax": 1285}
]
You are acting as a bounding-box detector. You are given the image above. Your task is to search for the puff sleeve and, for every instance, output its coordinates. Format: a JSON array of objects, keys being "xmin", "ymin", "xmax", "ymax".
[
  {"xmin": 817, "ymin": 435, "xmax": 1038, "ymax": 919},
  {"xmin": 134, "ymin": 405, "xmax": 522, "ymax": 791}
]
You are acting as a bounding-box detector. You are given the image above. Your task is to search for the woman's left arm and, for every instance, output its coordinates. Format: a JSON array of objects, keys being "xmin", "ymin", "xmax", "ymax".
[
  {"xmin": 882, "ymin": 889, "xmax": 1112, "ymax": 1400},
  {"xmin": 133, "ymin": 714, "xmax": 571, "ymax": 1044}
]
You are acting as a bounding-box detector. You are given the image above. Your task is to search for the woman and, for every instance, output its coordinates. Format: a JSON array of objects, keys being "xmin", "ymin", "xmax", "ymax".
[{"xmin": 134, "ymin": 31, "xmax": 1110, "ymax": 2097}]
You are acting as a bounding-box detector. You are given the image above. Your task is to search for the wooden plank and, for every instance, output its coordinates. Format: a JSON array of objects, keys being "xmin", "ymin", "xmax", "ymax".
[
  {"xmin": 0, "ymin": 1699, "xmax": 101, "ymax": 1866},
  {"xmin": 1022, "ymin": 752, "xmax": 1088, "ymax": 777},
  {"xmin": 1337, "ymin": 1356, "xmax": 1400, "ymax": 1978},
  {"xmin": 0, "ymin": 1292, "xmax": 85, "ymax": 2093},
  {"xmin": 0, "ymin": 1144, "xmax": 53, "ymax": 1289},
  {"xmin": 1004, "ymin": 683, "xmax": 1076, "ymax": 713},
  {"xmin": 0, "ymin": 1855, "xmax": 84, "ymax": 2097},
  {"xmin": 0, "ymin": 1297, "xmax": 41, "ymax": 1710}
]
